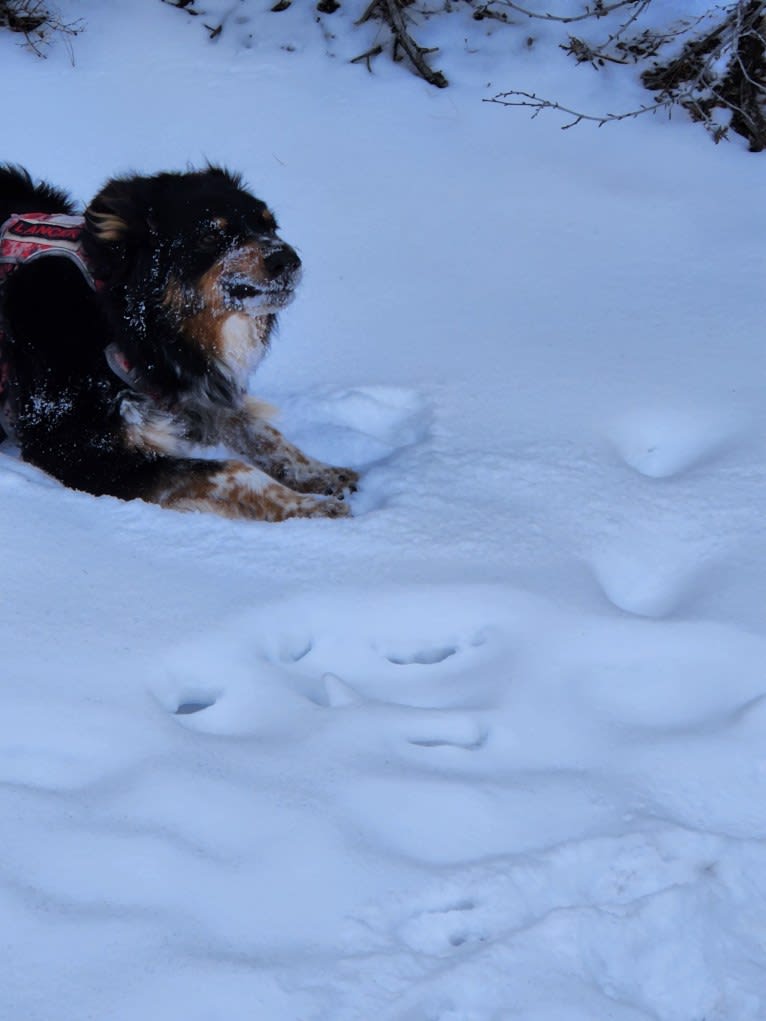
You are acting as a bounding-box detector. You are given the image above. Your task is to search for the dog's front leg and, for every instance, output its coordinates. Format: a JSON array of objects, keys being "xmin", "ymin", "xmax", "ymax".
[
  {"xmin": 148, "ymin": 457, "xmax": 350, "ymax": 521},
  {"xmin": 221, "ymin": 398, "xmax": 359, "ymax": 498}
]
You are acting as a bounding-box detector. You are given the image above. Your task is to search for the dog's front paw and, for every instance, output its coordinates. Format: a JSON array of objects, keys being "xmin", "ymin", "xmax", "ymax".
[
  {"xmin": 283, "ymin": 465, "xmax": 359, "ymax": 498},
  {"xmin": 316, "ymin": 465, "xmax": 360, "ymax": 498},
  {"xmin": 291, "ymin": 494, "xmax": 351, "ymax": 520}
]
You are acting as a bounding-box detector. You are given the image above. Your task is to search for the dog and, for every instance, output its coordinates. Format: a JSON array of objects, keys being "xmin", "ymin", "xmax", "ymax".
[{"xmin": 0, "ymin": 164, "xmax": 358, "ymax": 521}]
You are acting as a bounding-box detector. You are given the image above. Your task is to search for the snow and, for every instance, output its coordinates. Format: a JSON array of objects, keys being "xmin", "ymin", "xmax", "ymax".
[{"xmin": 1, "ymin": 1, "xmax": 765, "ymax": 1018}]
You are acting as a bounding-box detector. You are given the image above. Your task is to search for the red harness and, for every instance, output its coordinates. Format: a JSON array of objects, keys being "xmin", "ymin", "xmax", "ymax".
[
  {"xmin": 0, "ymin": 212, "xmax": 101, "ymax": 438},
  {"xmin": 0, "ymin": 212, "xmax": 98, "ymax": 289}
]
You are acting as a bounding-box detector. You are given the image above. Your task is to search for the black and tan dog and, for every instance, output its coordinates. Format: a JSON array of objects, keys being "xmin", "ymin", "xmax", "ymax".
[{"xmin": 0, "ymin": 164, "xmax": 357, "ymax": 521}]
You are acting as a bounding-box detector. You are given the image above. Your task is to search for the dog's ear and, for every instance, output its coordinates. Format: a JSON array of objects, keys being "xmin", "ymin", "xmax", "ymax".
[{"xmin": 84, "ymin": 176, "xmax": 156, "ymax": 248}]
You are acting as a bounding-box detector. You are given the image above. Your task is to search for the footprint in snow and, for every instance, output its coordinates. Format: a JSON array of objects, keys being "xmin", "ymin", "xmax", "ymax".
[
  {"xmin": 385, "ymin": 645, "xmax": 458, "ymax": 666},
  {"xmin": 397, "ymin": 900, "xmax": 486, "ymax": 957},
  {"xmin": 249, "ymin": 587, "xmax": 507, "ymax": 707},
  {"xmin": 402, "ymin": 711, "xmax": 488, "ymax": 751},
  {"xmin": 591, "ymin": 541, "xmax": 706, "ymax": 618},
  {"xmin": 352, "ymin": 827, "xmax": 737, "ymax": 969},
  {"xmin": 175, "ymin": 698, "xmax": 216, "ymax": 716},
  {"xmin": 157, "ymin": 586, "xmax": 537, "ymax": 737},
  {"xmin": 275, "ymin": 384, "xmax": 430, "ymax": 470},
  {"xmin": 609, "ymin": 406, "xmax": 743, "ymax": 479}
]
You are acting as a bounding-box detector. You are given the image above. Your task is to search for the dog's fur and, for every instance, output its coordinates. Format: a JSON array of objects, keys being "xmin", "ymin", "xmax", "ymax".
[{"xmin": 0, "ymin": 164, "xmax": 358, "ymax": 521}]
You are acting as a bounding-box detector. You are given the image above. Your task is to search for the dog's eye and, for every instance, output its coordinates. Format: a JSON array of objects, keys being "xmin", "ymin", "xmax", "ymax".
[{"xmin": 199, "ymin": 231, "xmax": 223, "ymax": 250}]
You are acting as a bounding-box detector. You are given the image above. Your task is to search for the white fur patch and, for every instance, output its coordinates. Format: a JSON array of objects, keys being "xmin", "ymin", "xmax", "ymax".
[
  {"xmin": 121, "ymin": 398, "xmax": 188, "ymax": 456},
  {"xmin": 219, "ymin": 313, "xmax": 267, "ymax": 384},
  {"xmin": 210, "ymin": 462, "xmax": 274, "ymax": 498}
]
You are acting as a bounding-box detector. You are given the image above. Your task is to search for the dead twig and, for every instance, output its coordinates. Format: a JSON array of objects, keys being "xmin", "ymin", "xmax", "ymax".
[
  {"xmin": 351, "ymin": 42, "xmax": 384, "ymax": 71},
  {"xmin": 160, "ymin": 0, "xmax": 199, "ymax": 13},
  {"xmin": 356, "ymin": 0, "xmax": 380, "ymax": 26},
  {"xmin": 0, "ymin": 0, "xmax": 82, "ymax": 58},
  {"xmin": 355, "ymin": 0, "xmax": 448, "ymax": 87}
]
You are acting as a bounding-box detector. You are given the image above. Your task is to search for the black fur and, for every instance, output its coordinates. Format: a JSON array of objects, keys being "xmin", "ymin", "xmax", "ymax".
[
  {"xmin": 0, "ymin": 163, "xmax": 75, "ymax": 215},
  {"xmin": 0, "ymin": 165, "xmax": 357, "ymax": 520}
]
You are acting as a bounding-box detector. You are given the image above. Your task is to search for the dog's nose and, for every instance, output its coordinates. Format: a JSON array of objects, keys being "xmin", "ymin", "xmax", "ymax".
[{"xmin": 264, "ymin": 245, "xmax": 301, "ymax": 279}]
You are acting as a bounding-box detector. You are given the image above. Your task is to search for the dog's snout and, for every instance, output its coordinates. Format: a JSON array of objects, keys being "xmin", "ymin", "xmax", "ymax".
[
  {"xmin": 223, "ymin": 280, "xmax": 260, "ymax": 302},
  {"xmin": 264, "ymin": 245, "xmax": 301, "ymax": 279}
]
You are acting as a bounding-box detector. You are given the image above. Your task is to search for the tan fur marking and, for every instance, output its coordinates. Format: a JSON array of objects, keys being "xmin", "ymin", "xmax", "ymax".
[
  {"xmin": 176, "ymin": 263, "xmax": 226, "ymax": 356},
  {"xmin": 87, "ymin": 210, "xmax": 130, "ymax": 242},
  {"xmin": 244, "ymin": 394, "xmax": 279, "ymax": 421}
]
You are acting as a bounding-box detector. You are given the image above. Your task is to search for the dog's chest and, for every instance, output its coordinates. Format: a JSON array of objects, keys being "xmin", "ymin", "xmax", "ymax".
[{"xmin": 219, "ymin": 312, "xmax": 268, "ymax": 381}]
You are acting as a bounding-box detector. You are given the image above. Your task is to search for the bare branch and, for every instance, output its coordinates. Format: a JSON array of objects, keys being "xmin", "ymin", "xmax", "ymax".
[
  {"xmin": 489, "ymin": 0, "xmax": 766, "ymax": 152},
  {"xmin": 0, "ymin": 0, "xmax": 83, "ymax": 58},
  {"xmin": 484, "ymin": 89, "xmax": 674, "ymax": 129},
  {"xmin": 478, "ymin": 0, "xmax": 649, "ymax": 27},
  {"xmin": 153, "ymin": 0, "xmax": 765, "ymax": 148},
  {"xmin": 352, "ymin": 0, "xmax": 448, "ymax": 87}
]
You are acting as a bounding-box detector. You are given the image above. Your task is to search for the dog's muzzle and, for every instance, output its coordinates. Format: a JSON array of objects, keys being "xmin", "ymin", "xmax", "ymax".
[{"xmin": 221, "ymin": 239, "xmax": 301, "ymax": 313}]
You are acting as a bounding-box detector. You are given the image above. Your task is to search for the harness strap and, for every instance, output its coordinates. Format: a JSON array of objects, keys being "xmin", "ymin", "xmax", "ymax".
[{"xmin": 105, "ymin": 343, "xmax": 146, "ymax": 391}]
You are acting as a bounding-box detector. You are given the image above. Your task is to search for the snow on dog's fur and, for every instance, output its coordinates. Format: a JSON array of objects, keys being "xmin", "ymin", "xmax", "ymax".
[{"xmin": 0, "ymin": 164, "xmax": 357, "ymax": 521}]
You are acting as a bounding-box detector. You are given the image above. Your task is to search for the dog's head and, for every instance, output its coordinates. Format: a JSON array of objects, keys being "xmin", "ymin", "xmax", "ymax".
[{"xmin": 84, "ymin": 167, "xmax": 301, "ymax": 395}]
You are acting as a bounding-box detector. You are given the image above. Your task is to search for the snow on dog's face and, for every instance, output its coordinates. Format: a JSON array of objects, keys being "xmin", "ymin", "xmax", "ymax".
[
  {"xmin": 84, "ymin": 166, "xmax": 301, "ymax": 390},
  {"xmin": 169, "ymin": 225, "xmax": 302, "ymax": 382}
]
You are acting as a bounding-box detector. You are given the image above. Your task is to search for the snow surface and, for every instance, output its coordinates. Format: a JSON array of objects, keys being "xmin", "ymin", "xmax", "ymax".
[{"xmin": 1, "ymin": 2, "xmax": 765, "ymax": 1018}]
